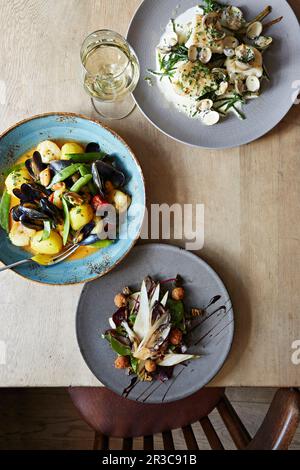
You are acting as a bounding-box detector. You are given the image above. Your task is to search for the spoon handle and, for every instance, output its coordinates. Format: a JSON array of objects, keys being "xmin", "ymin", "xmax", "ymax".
[{"xmin": 0, "ymin": 258, "xmax": 31, "ymax": 273}]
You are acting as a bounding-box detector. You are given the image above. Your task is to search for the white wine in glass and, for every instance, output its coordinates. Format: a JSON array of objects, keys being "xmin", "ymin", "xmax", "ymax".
[{"xmin": 81, "ymin": 30, "xmax": 140, "ymax": 119}]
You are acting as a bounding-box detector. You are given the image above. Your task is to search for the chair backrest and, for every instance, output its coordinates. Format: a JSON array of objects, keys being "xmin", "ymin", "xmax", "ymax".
[
  {"xmin": 69, "ymin": 386, "xmax": 224, "ymax": 438},
  {"xmin": 69, "ymin": 387, "xmax": 300, "ymax": 450}
]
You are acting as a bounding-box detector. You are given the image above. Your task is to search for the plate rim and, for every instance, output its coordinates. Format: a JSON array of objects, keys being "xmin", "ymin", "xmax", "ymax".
[
  {"xmin": 127, "ymin": 0, "xmax": 300, "ymax": 149},
  {"xmin": 76, "ymin": 242, "xmax": 235, "ymax": 403},
  {"xmin": 0, "ymin": 111, "xmax": 146, "ymax": 285}
]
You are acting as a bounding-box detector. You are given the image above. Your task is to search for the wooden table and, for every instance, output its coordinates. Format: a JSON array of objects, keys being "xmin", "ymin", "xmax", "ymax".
[{"xmin": 0, "ymin": 0, "xmax": 299, "ymax": 387}]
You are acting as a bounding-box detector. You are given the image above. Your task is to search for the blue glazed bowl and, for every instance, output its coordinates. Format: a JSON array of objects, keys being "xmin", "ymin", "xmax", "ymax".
[{"xmin": 0, "ymin": 113, "xmax": 145, "ymax": 284}]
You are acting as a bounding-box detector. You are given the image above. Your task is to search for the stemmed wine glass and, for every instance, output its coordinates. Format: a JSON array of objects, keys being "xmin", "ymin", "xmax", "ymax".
[{"xmin": 81, "ymin": 30, "xmax": 140, "ymax": 120}]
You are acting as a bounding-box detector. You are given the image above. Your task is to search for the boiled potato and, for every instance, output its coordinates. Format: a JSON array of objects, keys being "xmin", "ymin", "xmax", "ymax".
[
  {"xmin": 31, "ymin": 230, "xmax": 63, "ymax": 255},
  {"xmin": 37, "ymin": 140, "xmax": 61, "ymax": 163},
  {"xmin": 61, "ymin": 142, "xmax": 84, "ymax": 160},
  {"xmin": 5, "ymin": 167, "xmax": 32, "ymax": 195},
  {"xmin": 9, "ymin": 222, "xmax": 36, "ymax": 247},
  {"xmin": 70, "ymin": 204, "xmax": 94, "ymax": 231},
  {"xmin": 109, "ymin": 190, "xmax": 131, "ymax": 213}
]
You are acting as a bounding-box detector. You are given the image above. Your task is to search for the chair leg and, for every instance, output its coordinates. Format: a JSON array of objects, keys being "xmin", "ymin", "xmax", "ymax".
[
  {"xmin": 217, "ymin": 395, "xmax": 251, "ymax": 449},
  {"xmin": 144, "ymin": 435, "xmax": 154, "ymax": 450},
  {"xmin": 182, "ymin": 425, "xmax": 199, "ymax": 450},
  {"xmin": 94, "ymin": 432, "xmax": 109, "ymax": 450}
]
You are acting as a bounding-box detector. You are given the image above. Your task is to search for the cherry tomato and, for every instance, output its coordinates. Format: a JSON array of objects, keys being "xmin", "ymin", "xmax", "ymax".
[{"xmin": 92, "ymin": 195, "xmax": 107, "ymax": 211}]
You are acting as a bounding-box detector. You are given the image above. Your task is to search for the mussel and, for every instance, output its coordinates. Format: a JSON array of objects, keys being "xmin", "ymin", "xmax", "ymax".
[
  {"xmin": 85, "ymin": 142, "xmax": 100, "ymax": 153},
  {"xmin": 13, "ymin": 183, "xmax": 48, "ymax": 203},
  {"xmin": 19, "ymin": 214, "xmax": 44, "ymax": 231},
  {"xmin": 25, "ymin": 151, "xmax": 46, "ymax": 181},
  {"xmin": 39, "ymin": 198, "xmax": 63, "ymax": 224},
  {"xmin": 12, "ymin": 204, "xmax": 50, "ymax": 230},
  {"xmin": 49, "ymin": 160, "xmax": 72, "ymax": 174},
  {"xmin": 92, "ymin": 160, "xmax": 125, "ymax": 197}
]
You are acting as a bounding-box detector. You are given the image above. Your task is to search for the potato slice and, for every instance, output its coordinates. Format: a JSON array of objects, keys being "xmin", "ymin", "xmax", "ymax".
[
  {"xmin": 31, "ymin": 230, "xmax": 63, "ymax": 255},
  {"xmin": 61, "ymin": 142, "xmax": 84, "ymax": 160},
  {"xmin": 5, "ymin": 167, "xmax": 32, "ymax": 195},
  {"xmin": 69, "ymin": 204, "xmax": 94, "ymax": 231}
]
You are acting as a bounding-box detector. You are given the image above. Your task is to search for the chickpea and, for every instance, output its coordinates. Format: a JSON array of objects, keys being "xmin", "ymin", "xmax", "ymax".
[
  {"xmin": 114, "ymin": 356, "xmax": 130, "ymax": 369},
  {"xmin": 169, "ymin": 328, "xmax": 183, "ymax": 346},
  {"xmin": 172, "ymin": 287, "xmax": 185, "ymax": 300},
  {"xmin": 114, "ymin": 293, "xmax": 128, "ymax": 308},
  {"xmin": 145, "ymin": 359, "xmax": 157, "ymax": 373}
]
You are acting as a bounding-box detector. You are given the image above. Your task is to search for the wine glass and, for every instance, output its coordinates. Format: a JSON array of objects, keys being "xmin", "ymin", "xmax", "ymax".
[{"xmin": 81, "ymin": 30, "xmax": 140, "ymax": 120}]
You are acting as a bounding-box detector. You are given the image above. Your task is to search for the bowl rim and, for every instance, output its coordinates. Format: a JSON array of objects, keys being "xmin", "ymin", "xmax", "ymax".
[{"xmin": 0, "ymin": 111, "xmax": 146, "ymax": 286}]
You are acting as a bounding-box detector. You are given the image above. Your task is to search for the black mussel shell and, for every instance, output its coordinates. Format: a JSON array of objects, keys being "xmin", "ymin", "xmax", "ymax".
[
  {"xmin": 11, "ymin": 206, "xmax": 23, "ymax": 222},
  {"xmin": 49, "ymin": 160, "xmax": 72, "ymax": 174},
  {"xmin": 92, "ymin": 160, "xmax": 125, "ymax": 196},
  {"xmin": 39, "ymin": 198, "xmax": 63, "ymax": 224},
  {"xmin": 79, "ymin": 233, "xmax": 99, "ymax": 246},
  {"xmin": 17, "ymin": 205, "xmax": 49, "ymax": 221},
  {"xmin": 19, "ymin": 214, "xmax": 44, "ymax": 231},
  {"xmin": 13, "ymin": 183, "xmax": 47, "ymax": 203},
  {"xmin": 81, "ymin": 221, "xmax": 95, "ymax": 239},
  {"xmin": 85, "ymin": 142, "xmax": 100, "ymax": 153},
  {"xmin": 25, "ymin": 151, "xmax": 46, "ymax": 180}
]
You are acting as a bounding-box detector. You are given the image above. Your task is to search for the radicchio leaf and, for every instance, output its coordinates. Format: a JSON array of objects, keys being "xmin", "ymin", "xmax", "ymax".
[{"xmin": 112, "ymin": 307, "xmax": 128, "ymax": 326}]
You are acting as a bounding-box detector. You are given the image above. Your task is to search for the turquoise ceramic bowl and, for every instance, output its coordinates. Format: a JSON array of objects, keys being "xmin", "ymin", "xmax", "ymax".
[{"xmin": 0, "ymin": 113, "xmax": 145, "ymax": 284}]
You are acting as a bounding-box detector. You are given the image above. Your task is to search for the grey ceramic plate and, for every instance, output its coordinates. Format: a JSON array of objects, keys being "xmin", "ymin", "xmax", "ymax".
[
  {"xmin": 76, "ymin": 244, "xmax": 234, "ymax": 403},
  {"xmin": 127, "ymin": 0, "xmax": 300, "ymax": 149}
]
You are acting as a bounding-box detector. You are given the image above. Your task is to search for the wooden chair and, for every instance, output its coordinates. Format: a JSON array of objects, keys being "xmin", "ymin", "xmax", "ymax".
[{"xmin": 69, "ymin": 387, "xmax": 300, "ymax": 450}]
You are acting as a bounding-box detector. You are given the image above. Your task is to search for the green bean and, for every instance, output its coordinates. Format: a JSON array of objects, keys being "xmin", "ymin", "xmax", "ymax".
[
  {"xmin": 70, "ymin": 174, "xmax": 93, "ymax": 193},
  {"xmin": 65, "ymin": 152, "xmax": 105, "ymax": 163},
  {"xmin": 48, "ymin": 163, "xmax": 81, "ymax": 188},
  {"xmin": 79, "ymin": 165, "xmax": 98, "ymax": 195},
  {"xmin": 0, "ymin": 189, "xmax": 11, "ymax": 233},
  {"xmin": 40, "ymin": 220, "xmax": 51, "ymax": 241},
  {"xmin": 62, "ymin": 198, "xmax": 70, "ymax": 246},
  {"xmin": 91, "ymin": 239, "xmax": 113, "ymax": 249}
]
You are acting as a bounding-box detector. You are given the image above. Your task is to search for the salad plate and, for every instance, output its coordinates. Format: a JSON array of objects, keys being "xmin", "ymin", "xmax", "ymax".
[
  {"xmin": 127, "ymin": 0, "xmax": 300, "ymax": 148},
  {"xmin": 76, "ymin": 243, "xmax": 234, "ymax": 403}
]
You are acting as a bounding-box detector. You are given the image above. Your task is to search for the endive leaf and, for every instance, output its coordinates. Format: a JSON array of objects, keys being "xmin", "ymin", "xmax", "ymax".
[
  {"xmin": 133, "ymin": 281, "xmax": 150, "ymax": 340},
  {"xmin": 161, "ymin": 291, "xmax": 169, "ymax": 307},
  {"xmin": 150, "ymin": 283, "xmax": 160, "ymax": 309},
  {"xmin": 157, "ymin": 354, "xmax": 199, "ymax": 367},
  {"xmin": 122, "ymin": 321, "xmax": 138, "ymax": 343}
]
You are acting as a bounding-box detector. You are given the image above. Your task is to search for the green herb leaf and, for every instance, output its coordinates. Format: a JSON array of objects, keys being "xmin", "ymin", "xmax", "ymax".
[
  {"xmin": 109, "ymin": 335, "xmax": 131, "ymax": 356},
  {"xmin": 130, "ymin": 357, "xmax": 139, "ymax": 374},
  {"xmin": 167, "ymin": 299, "xmax": 185, "ymax": 330}
]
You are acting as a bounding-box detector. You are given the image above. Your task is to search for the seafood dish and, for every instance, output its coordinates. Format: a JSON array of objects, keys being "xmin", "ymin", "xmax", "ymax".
[
  {"xmin": 103, "ymin": 275, "xmax": 201, "ymax": 382},
  {"xmin": 149, "ymin": 0, "xmax": 283, "ymax": 125},
  {"xmin": 0, "ymin": 140, "xmax": 131, "ymax": 260}
]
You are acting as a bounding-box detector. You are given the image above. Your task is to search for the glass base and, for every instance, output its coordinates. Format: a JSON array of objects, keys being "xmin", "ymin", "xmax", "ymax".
[{"xmin": 91, "ymin": 94, "xmax": 136, "ymax": 120}]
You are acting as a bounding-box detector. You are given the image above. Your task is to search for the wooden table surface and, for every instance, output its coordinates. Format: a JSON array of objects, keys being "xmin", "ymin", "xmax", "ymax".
[{"xmin": 0, "ymin": 0, "xmax": 300, "ymax": 387}]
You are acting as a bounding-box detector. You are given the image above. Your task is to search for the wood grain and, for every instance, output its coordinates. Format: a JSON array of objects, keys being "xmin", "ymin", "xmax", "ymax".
[{"xmin": 0, "ymin": 0, "xmax": 300, "ymax": 387}]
